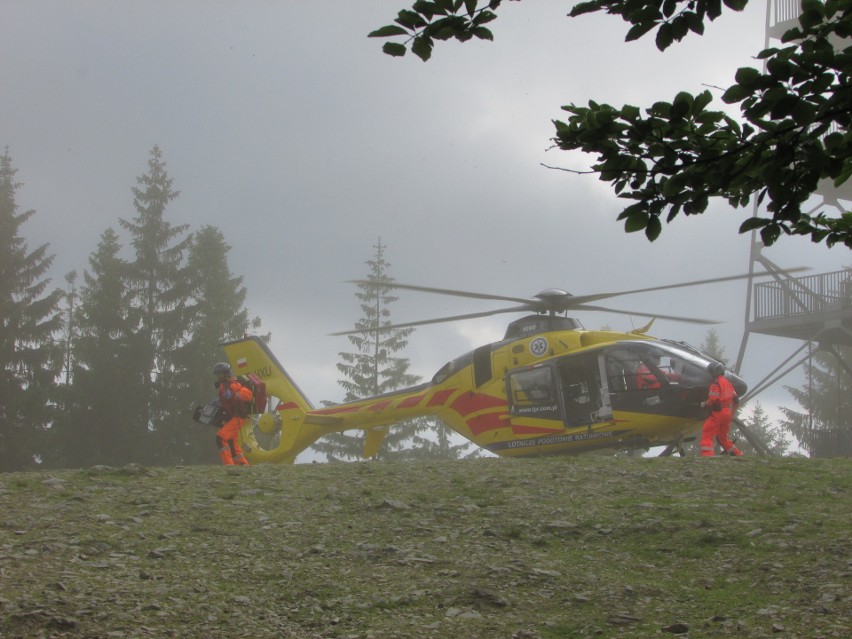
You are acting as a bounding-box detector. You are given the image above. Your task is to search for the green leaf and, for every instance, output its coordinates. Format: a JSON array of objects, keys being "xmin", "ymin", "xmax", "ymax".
[
  {"xmin": 382, "ymin": 42, "xmax": 407, "ymax": 57},
  {"xmin": 472, "ymin": 26, "xmax": 493, "ymax": 40},
  {"xmin": 624, "ymin": 212, "xmax": 649, "ymax": 233},
  {"xmin": 722, "ymin": 84, "xmax": 750, "ymax": 104},
  {"xmin": 760, "ymin": 223, "xmax": 782, "ymax": 246},
  {"xmin": 799, "ymin": 9, "xmax": 823, "ymax": 29},
  {"xmin": 645, "ymin": 215, "xmax": 662, "ymax": 241},
  {"xmin": 368, "ymin": 25, "xmax": 410, "ymax": 38},
  {"xmin": 622, "ymin": 105, "xmax": 641, "ymax": 120},
  {"xmin": 770, "ymin": 95, "xmax": 799, "ymax": 120},
  {"xmin": 655, "ymin": 22, "xmax": 674, "ymax": 51},
  {"xmin": 707, "ymin": 0, "xmax": 723, "ymax": 19},
  {"xmin": 464, "ymin": 0, "xmax": 478, "ymax": 17},
  {"xmin": 685, "ymin": 11, "xmax": 705, "ymax": 35},
  {"xmin": 570, "ymin": 1, "xmax": 604, "ymax": 17},
  {"xmin": 822, "ymin": 132, "xmax": 843, "ymax": 152},
  {"xmin": 692, "ymin": 90, "xmax": 713, "ymax": 115},
  {"xmin": 411, "ymin": 35, "xmax": 434, "ymax": 61},
  {"xmin": 723, "ymin": 0, "xmax": 748, "ymax": 10},
  {"xmin": 734, "ymin": 66, "xmax": 761, "ymax": 88},
  {"xmin": 472, "ymin": 10, "xmax": 497, "ymax": 25},
  {"xmin": 625, "ymin": 22, "xmax": 656, "ymax": 42},
  {"xmin": 649, "ymin": 101, "xmax": 671, "ymax": 117},
  {"xmin": 674, "ymin": 91, "xmax": 694, "ymax": 108},
  {"xmin": 671, "ymin": 15, "xmax": 689, "ymax": 40},
  {"xmin": 834, "ymin": 163, "xmax": 852, "ymax": 189},
  {"xmin": 739, "ymin": 217, "xmax": 768, "ymax": 233},
  {"xmin": 395, "ymin": 9, "xmax": 427, "ymax": 29},
  {"xmin": 666, "ymin": 202, "xmax": 683, "ymax": 222},
  {"xmin": 801, "ymin": 0, "xmax": 825, "ymax": 15},
  {"xmin": 413, "ymin": 1, "xmax": 442, "ymax": 18}
]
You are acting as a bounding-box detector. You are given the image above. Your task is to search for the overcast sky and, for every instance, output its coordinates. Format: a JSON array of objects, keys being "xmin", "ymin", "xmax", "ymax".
[{"xmin": 3, "ymin": 2, "xmax": 848, "ymax": 435}]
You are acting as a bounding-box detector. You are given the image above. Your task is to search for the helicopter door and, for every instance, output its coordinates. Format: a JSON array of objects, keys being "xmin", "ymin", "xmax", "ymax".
[
  {"xmin": 506, "ymin": 364, "xmax": 562, "ymax": 423},
  {"xmin": 557, "ymin": 351, "xmax": 612, "ymax": 427}
]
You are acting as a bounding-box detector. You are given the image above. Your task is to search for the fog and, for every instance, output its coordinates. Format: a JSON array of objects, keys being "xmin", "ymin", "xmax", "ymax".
[{"xmin": 2, "ymin": 2, "xmax": 847, "ymax": 450}]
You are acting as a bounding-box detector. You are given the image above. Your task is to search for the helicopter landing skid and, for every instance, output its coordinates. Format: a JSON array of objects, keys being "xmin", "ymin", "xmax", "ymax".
[{"xmin": 658, "ymin": 435, "xmax": 695, "ymax": 457}]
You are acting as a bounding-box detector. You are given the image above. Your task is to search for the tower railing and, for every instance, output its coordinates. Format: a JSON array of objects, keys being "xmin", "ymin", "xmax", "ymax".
[{"xmin": 754, "ymin": 270, "xmax": 852, "ymax": 320}]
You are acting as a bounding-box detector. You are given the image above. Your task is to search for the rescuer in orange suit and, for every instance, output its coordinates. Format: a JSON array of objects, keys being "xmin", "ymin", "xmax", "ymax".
[
  {"xmin": 635, "ymin": 355, "xmax": 680, "ymax": 390},
  {"xmin": 700, "ymin": 362, "xmax": 742, "ymax": 457},
  {"xmin": 212, "ymin": 362, "xmax": 253, "ymax": 466}
]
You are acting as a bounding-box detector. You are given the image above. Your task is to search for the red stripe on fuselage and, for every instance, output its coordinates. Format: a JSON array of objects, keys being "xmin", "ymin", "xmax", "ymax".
[
  {"xmin": 467, "ymin": 412, "xmax": 506, "ymax": 436},
  {"xmin": 451, "ymin": 392, "xmax": 506, "ymax": 417},
  {"xmin": 398, "ymin": 394, "xmax": 426, "ymax": 409},
  {"xmin": 427, "ymin": 388, "xmax": 456, "ymax": 407}
]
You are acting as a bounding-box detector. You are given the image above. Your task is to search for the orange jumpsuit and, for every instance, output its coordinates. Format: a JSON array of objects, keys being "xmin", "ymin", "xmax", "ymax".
[
  {"xmin": 700, "ymin": 374, "xmax": 742, "ymax": 457},
  {"xmin": 635, "ymin": 364, "xmax": 659, "ymax": 389},
  {"xmin": 635, "ymin": 363, "xmax": 681, "ymax": 390},
  {"xmin": 216, "ymin": 377, "xmax": 253, "ymax": 466}
]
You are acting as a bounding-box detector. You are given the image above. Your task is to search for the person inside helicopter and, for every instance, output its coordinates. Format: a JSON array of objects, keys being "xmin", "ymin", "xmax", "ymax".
[{"xmin": 634, "ymin": 353, "xmax": 681, "ymax": 390}]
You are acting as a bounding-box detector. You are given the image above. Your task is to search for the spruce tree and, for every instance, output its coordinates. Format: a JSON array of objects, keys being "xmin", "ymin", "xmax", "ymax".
[
  {"xmin": 173, "ymin": 225, "xmax": 259, "ymax": 464},
  {"xmin": 780, "ymin": 345, "xmax": 852, "ymax": 457},
  {"xmin": 699, "ymin": 328, "xmax": 728, "ymax": 366},
  {"xmin": 51, "ymin": 228, "xmax": 144, "ymax": 467},
  {"xmin": 737, "ymin": 401, "xmax": 790, "ymax": 457},
  {"xmin": 119, "ymin": 146, "xmax": 192, "ymax": 463},
  {"xmin": 0, "ymin": 148, "xmax": 63, "ymax": 471},
  {"xmin": 313, "ymin": 238, "xmax": 426, "ymax": 461}
]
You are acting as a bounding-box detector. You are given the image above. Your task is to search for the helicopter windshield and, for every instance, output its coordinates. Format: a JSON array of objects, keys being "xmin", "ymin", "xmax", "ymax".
[{"xmin": 604, "ymin": 341, "xmax": 710, "ymax": 393}]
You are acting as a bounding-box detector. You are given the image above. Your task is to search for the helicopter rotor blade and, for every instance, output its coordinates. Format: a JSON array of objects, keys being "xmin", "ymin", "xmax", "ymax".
[
  {"xmin": 566, "ymin": 268, "xmax": 810, "ymax": 307},
  {"xmin": 329, "ymin": 305, "xmax": 533, "ymax": 336},
  {"xmin": 575, "ymin": 304, "xmax": 719, "ymax": 325},
  {"xmin": 336, "ymin": 267, "xmax": 809, "ymax": 334},
  {"xmin": 345, "ymin": 280, "xmax": 538, "ymax": 306}
]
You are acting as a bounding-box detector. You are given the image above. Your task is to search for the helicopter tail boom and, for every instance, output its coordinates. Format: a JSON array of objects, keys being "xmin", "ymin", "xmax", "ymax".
[
  {"xmin": 222, "ymin": 336, "xmax": 325, "ymax": 462},
  {"xmin": 222, "ymin": 336, "xmax": 314, "ymax": 413}
]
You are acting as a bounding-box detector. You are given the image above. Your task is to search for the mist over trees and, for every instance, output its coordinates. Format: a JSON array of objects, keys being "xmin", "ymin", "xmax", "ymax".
[
  {"xmin": 1, "ymin": 141, "xmax": 839, "ymax": 468},
  {"xmin": 3, "ymin": 146, "xmax": 475, "ymax": 469},
  {"xmin": 0, "ymin": 147, "xmax": 258, "ymax": 471}
]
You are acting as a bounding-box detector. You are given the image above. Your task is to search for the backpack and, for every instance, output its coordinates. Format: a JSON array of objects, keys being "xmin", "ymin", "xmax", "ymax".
[
  {"xmin": 193, "ymin": 400, "xmax": 225, "ymax": 427},
  {"xmin": 236, "ymin": 373, "xmax": 267, "ymax": 415}
]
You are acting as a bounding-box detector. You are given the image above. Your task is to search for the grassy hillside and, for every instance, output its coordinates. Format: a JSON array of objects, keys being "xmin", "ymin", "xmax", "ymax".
[{"xmin": 1, "ymin": 456, "xmax": 849, "ymax": 639}]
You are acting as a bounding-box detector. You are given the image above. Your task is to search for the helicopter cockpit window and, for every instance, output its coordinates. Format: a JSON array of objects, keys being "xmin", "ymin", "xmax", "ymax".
[
  {"xmin": 507, "ymin": 365, "xmax": 560, "ymax": 420},
  {"xmin": 606, "ymin": 342, "xmax": 715, "ymax": 396}
]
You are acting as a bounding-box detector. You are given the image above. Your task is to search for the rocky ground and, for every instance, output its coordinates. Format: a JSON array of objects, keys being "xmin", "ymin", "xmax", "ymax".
[{"xmin": 1, "ymin": 456, "xmax": 850, "ymax": 638}]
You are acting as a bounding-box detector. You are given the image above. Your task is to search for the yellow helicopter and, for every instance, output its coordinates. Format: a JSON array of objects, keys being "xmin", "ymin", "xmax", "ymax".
[{"xmin": 215, "ymin": 272, "xmax": 794, "ymax": 463}]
